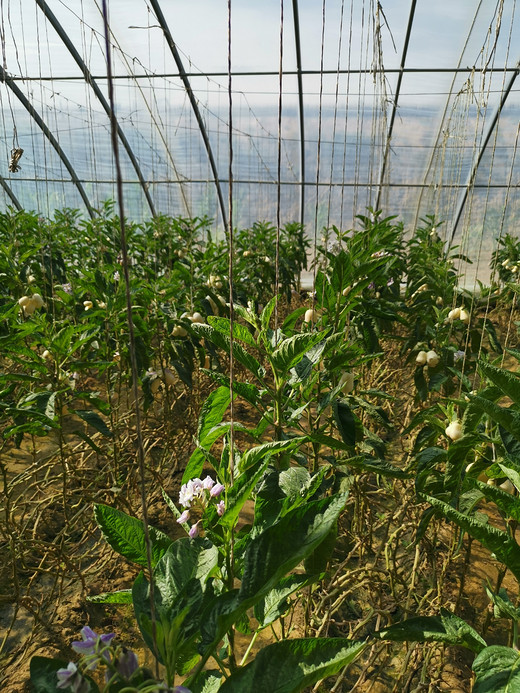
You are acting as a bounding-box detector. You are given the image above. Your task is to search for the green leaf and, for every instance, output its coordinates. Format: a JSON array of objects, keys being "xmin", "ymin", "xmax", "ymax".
[
  {"xmin": 254, "ymin": 574, "xmax": 322, "ymax": 628},
  {"xmin": 332, "ymin": 399, "xmax": 361, "ymax": 447},
  {"xmin": 191, "ymin": 324, "xmax": 265, "ymax": 382},
  {"xmin": 473, "ymin": 645, "xmax": 520, "ymax": 692},
  {"xmin": 480, "ymin": 361, "xmax": 520, "ymax": 405},
  {"xmin": 201, "ymin": 370, "xmax": 262, "ymax": 409},
  {"xmin": 423, "ymin": 494, "xmax": 520, "ymax": 581},
  {"xmin": 133, "ymin": 539, "xmax": 218, "ymax": 662},
  {"xmin": 468, "ymin": 396, "xmax": 520, "ymax": 440},
  {"xmin": 335, "ymin": 455, "xmax": 410, "ymax": 479},
  {"xmin": 188, "ymin": 670, "xmax": 223, "ymax": 693},
  {"xmin": 218, "ymin": 638, "xmax": 367, "ymax": 693},
  {"xmin": 468, "ymin": 479, "xmax": 520, "ymax": 523},
  {"xmin": 376, "ymin": 607, "xmax": 486, "ymax": 654},
  {"xmin": 239, "ymin": 437, "xmax": 308, "ymax": 472},
  {"xmin": 261, "ymin": 295, "xmax": 278, "ymax": 331},
  {"xmin": 271, "ymin": 333, "xmax": 326, "ymax": 375},
  {"xmin": 200, "ymin": 493, "xmax": 348, "ymax": 659},
  {"xmin": 74, "ymin": 409, "xmax": 113, "ymax": 438},
  {"xmin": 207, "ymin": 315, "xmax": 257, "ymax": 349},
  {"xmin": 198, "ymin": 386, "xmax": 232, "ymax": 446},
  {"xmin": 485, "ymin": 586, "xmax": 520, "ymax": 621},
  {"xmin": 94, "ymin": 504, "xmax": 172, "ymax": 568},
  {"xmin": 86, "ymin": 589, "xmax": 132, "ymax": 604}
]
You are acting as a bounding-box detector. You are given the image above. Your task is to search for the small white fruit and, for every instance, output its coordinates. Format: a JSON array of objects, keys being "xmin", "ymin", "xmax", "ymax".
[
  {"xmin": 172, "ymin": 325, "xmax": 187, "ymax": 338},
  {"xmin": 83, "ymin": 300, "xmax": 93, "ymax": 310},
  {"xmin": 499, "ymin": 479, "xmax": 515, "ymax": 494},
  {"xmin": 342, "ymin": 287, "xmax": 349, "ymax": 297},
  {"xmin": 416, "ymin": 351, "xmax": 427, "ymax": 366},
  {"xmin": 242, "ymin": 250, "xmax": 253, "ymax": 258},
  {"xmin": 150, "ymin": 377, "xmax": 161, "ymax": 394},
  {"xmin": 206, "ymin": 295, "xmax": 218, "ymax": 315},
  {"xmin": 339, "ymin": 371, "xmax": 355, "ymax": 393},
  {"xmin": 98, "ymin": 301, "xmax": 107, "ymax": 309},
  {"xmin": 426, "ymin": 350, "xmax": 440, "ymax": 368},
  {"xmin": 189, "ymin": 312, "xmax": 205, "ymax": 324},
  {"xmin": 27, "ymin": 274, "xmax": 36, "ymax": 284},
  {"xmin": 42, "ymin": 349, "xmax": 52, "ymax": 360},
  {"xmin": 18, "ymin": 295, "xmax": 31, "ymax": 307},
  {"xmin": 448, "ymin": 307, "xmax": 460, "ymax": 321},
  {"xmin": 31, "ymin": 293, "xmax": 44, "ymax": 308},
  {"xmin": 445, "ymin": 420, "xmax": 463, "ymax": 441},
  {"xmin": 23, "ymin": 299, "xmax": 37, "ymax": 315},
  {"xmin": 436, "ymin": 296, "xmax": 444, "ymax": 306},
  {"xmin": 304, "ymin": 308, "xmax": 318, "ymax": 323},
  {"xmin": 459, "ymin": 308, "xmax": 470, "ymax": 324},
  {"xmin": 162, "ymin": 368, "xmax": 176, "ymax": 386}
]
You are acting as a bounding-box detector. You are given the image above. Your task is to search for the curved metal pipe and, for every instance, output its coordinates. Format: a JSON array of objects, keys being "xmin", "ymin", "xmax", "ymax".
[
  {"xmin": 292, "ymin": 0, "xmax": 305, "ymax": 227},
  {"xmin": 0, "ymin": 65, "xmax": 95, "ymax": 217},
  {"xmin": 375, "ymin": 0, "xmax": 417, "ymax": 211},
  {"xmin": 35, "ymin": 0, "xmax": 156, "ymax": 218},
  {"xmin": 148, "ymin": 0, "xmax": 227, "ymax": 229},
  {"xmin": 449, "ymin": 60, "xmax": 520, "ymax": 244}
]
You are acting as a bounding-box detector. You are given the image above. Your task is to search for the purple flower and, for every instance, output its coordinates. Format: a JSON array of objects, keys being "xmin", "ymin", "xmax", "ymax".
[
  {"xmin": 56, "ymin": 662, "xmax": 89, "ymax": 693},
  {"xmin": 210, "ymin": 483, "xmax": 225, "ymax": 498},
  {"xmin": 202, "ymin": 475, "xmax": 215, "ymax": 490},
  {"xmin": 216, "ymin": 500, "xmax": 225, "ymax": 516},
  {"xmin": 177, "ymin": 509, "xmax": 190, "ymax": 524},
  {"xmin": 113, "ymin": 270, "xmax": 120, "ymax": 282},
  {"xmin": 71, "ymin": 626, "xmax": 115, "ymax": 668},
  {"xmin": 454, "ymin": 350, "xmax": 465, "ymax": 363},
  {"xmin": 62, "ymin": 283, "xmax": 73, "ymax": 295},
  {"xmin": 114, "ymin": 646, "xmax": 139, "ymax": 679},
  {"xmin": 188, "ymin": 522, "xmax": 200, "ymax": 539}
]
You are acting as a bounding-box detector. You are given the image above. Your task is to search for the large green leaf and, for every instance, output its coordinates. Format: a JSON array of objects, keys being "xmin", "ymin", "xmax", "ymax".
[
  {"xmin": 376, "ymin": 607, "xmax": 486, "ymax": 653},
  {"xmin": 207, "ymin": 315, "xmax": 257, "ymax": 349},
  {"xmin": 133, "ymin": 539, "xmax": 218, "ymax": 662},
  {"xmin": 424, "ymin": 494, "xmax": 520, "ymax": 581},
  {"xmin": 473, "ymin": 645, "xmax": 520, "ymax": 692},
  {"xmin": 254, "ymin": 573, "xmax": 321, "ymax": 628},
  {"xmin": 468, "ymin": 396, "xmax": 520, "ymax": 440},
  {"xmin": 94, "ymin": 504, "xmax": 172, "ymax": 568},
  {"xmin": 191, "ymin": 324, "xmax": 265, "ymax": 382},
  {"xmin": 469, "ymin": 479, "xmax": 520, "ymax": 523},
  {"xmin": 199, "ymin": 493, "xmax": 348, "ymax": 662},
  {"xmin": 239, "ymin": 436, "xmax": 308, "ymax": 472},
  {"xmin": 74, "ymin": 409, "xmax": 113, "ymax": 438},
  {"xmin": 218, "ymin": 638, "xmax": 367, "ymax": 693},
  {"xmin": 479, "ymin": 361, "xmax": 520, "ymax": 406},
  {"xmin": 271, "ymin": 332, "xmax": 327, "ymax": 375},
  {"xmin": 332, "ymin": 399, "xmax": 362, "ymax": 447}
]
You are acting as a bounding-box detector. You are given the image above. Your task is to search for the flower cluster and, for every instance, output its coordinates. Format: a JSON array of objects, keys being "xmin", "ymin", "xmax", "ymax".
[
  {"xmin": 178, "ymin": 476, "xmax": 225, "ymax": 538},
  {"xmin": 56, "ymin": 627, "xmax": 191, "ymax": 693}
]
